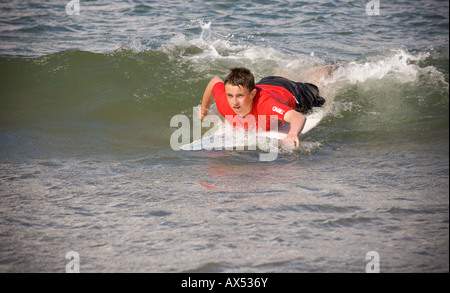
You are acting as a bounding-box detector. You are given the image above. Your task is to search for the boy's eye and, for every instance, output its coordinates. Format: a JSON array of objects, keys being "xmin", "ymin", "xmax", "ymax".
[{"xmin": 227, "ymin": 94, "xmax": 245, "ymax": 98}]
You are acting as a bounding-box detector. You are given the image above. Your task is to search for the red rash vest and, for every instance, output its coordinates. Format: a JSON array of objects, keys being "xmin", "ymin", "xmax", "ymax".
[{"xmin": 212, "ymin": 82, "xmax": 295, "ymax": 131}]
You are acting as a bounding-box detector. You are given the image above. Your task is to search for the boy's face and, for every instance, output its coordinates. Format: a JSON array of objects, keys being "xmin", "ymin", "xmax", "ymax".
[{"xmin": 224, "ymin": 84, "xmax": 256, "ymax": 116}]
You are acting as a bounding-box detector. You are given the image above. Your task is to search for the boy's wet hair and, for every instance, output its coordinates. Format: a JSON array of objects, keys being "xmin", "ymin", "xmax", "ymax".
[{"xmin": 224, "ymin": 67, "xmax": 255, "ymax": 91}]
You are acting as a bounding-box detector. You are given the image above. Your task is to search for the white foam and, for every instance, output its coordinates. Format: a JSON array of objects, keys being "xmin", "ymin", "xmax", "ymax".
[
  {"xmin": 159, "ymin": 19, "xmax": 319, "ymax": 76},
  {"xmin": 116, "ymin": 21, "xmax": 446, "ymax": 97},
  {"xmin": 326, "ymin": 48, "xmax": 433, "ymax": 85},
  {"xmin": 159, "ymin": 19, "xmax": 246, "ymax": 63}
]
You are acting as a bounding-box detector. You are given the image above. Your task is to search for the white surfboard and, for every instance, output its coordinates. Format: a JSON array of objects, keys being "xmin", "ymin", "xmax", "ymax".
[{"xmin": 180, "ymin": 108, "xmax": 325, "ymax": 151}]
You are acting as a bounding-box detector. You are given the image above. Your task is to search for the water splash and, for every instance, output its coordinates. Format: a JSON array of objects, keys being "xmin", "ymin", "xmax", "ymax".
[{"xmin": 327, "ymin": 48, "xmax": 446, "ymax": 85}]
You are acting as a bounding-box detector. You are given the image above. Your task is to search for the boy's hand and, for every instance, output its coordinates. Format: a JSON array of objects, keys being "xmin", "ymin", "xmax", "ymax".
[
  {"xmin": 283, "ymin": 133, "xmax": 300, "ymax": 149},
  {"xmin": 200, "ymin": 76, "xmax": 223, "ymax": 121},
  {"xmin": 283, "ymin": 110, "xmax": 305, "ymax": 149},
  {"xmin": 198, "ymin": 107, "xmax": 208, "ymax": 121}
]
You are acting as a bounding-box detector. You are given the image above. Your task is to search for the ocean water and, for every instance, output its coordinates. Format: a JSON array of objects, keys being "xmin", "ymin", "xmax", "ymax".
[{"xmin": 0, "ymin": 0, "xmax": 448, "ymax": 273}]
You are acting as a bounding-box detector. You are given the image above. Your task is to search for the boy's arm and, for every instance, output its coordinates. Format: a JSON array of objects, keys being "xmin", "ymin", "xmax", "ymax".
[
  {"xmin": 283, "ymin": 110, "xmax": 306, "ymax": 148},
  {"xmin": 199, "ymin": 76, "xmax": 223, "ymax": 120}
]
